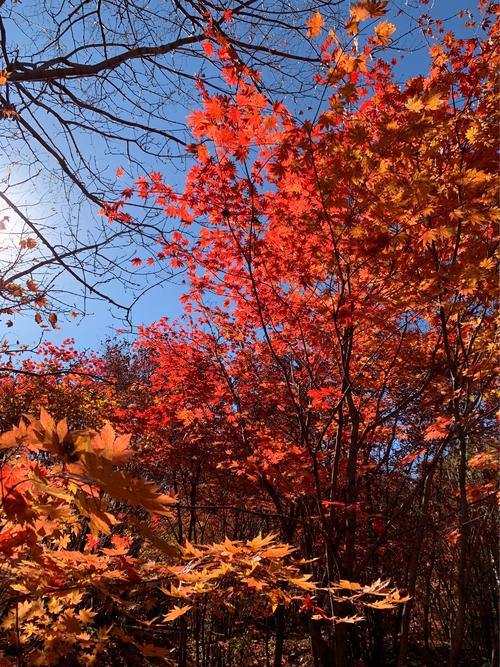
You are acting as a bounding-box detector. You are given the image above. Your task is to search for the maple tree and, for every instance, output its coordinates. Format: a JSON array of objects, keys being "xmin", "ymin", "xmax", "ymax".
[
  {"xmin": 0, "ymin": 1, "xmax": 498, "ymax": 665},
  {"xmin": 0, "ymin": 0, "xmax": 346, "ymax": 323},
  {"xmin": 0, "ymin": 406, "xmax": 407, "ymax": 665},
  {"xmin": 105, "ymin": 2, "xmax": 497, "ymax": 663}
]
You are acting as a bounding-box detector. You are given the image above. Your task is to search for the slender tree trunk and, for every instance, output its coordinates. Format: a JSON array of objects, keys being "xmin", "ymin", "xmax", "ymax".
[
  {"xmin": 274, "ymin": 606, "xmax": 285, "ymax": 667},
  {"xmin": 334, "ymin": 371, "xmax": 360, "ymax": 667},
  {"xmin": 449, "ymin": 432, "xmax": 470, "ymax": 666},
  {"xmin": 397, "ymin": 465, "xmax": 436, "ymax": 667},
  {"xmin": 178, "ymin": 615, "xmax": 188, "ymax": 667},
  {"xmin": 309, "ymin": 619, "xmax": 335, "ymax": 667},
  {"xmin": 423, "ymin": 536, "xmax": 436, "ymax": 660}
]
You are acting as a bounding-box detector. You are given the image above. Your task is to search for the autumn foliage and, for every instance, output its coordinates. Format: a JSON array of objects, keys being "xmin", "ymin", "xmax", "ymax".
[{"xmin": 0, "ymin": 2, "xmax": 498, "ymax": 665}]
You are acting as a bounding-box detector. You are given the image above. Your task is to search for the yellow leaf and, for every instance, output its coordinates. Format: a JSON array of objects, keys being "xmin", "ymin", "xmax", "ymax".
[
  {"xmin": 337, "ymin": 579, "xmax": 362, "ymax": 590},
  {"xmin": 420, "ymin": 229, "xmax": 438, "ymax": 245},
  {"xmin": 63, "ymin": 591, "xmax": 84, "ymax": 606},
  {"xmin": 351, "ymin": 0, "xmax": 388, "ymax": 23},
  {"xmin": 47, "ymin": 598, "xmax": 64, "ymax": 614},
  {"xmin": 335, "ymin": 614, "xmax": 365, "ymax": 623},
  {"xmin": 79, "ymin": 451, "xmax": 176, "ymax": 515},
  {"xmin": 242, "ymin": 577, "xmax": 267, "ymax": 590},
  {"xmin": 220, "ymin": 536, "xmax": 240, "ymax": 554},
  {"xmin": 56, "ymin": 418, "xmax": 68, "ymax": 444},
  {"xmin": 0, "ymin": 430, "xmax": 20, "ymax": 449},
  {"xmin": 261, "ymin": 545, "xmax": 294, "ymax": 559},
  {"xmin": 10, "ymin": 583, "xmax": 29, "ymax": 593},
  {"xmin": 289, "ymin": 576, "xmax": 317, "ymax": 591},
  {"xmin": 365, "ymin": 599, "xmax": 397, "ymax": 609},
  {"xmin": 39, "ymin": 408, "xmax": 55, "ymax": 433},
  {"xmin": 92, "ymin": 422, "xmax": 133, "ymax": 464},
  {"xmin": 246, "ymin": 532, "xmax": 277, "ymax": 549},
  {"xmin": 164, "ymin": 604, "xmax": 192, "ymax": 622},
  {"xmin": 78, "ymin": 608, "xmax": 97, "ymax": 624},
  {"xmin": 424, "ymin": 90, "xmax": 445, "ymax": 110},
  {"xmin": 350, "ymin": 4, "xmax": 370, "ymax": 22},
  {"xmin": 345, "ymin": 17, "xmax": 361, "ymax": 37},
  {"xmin": 465, "ymin": 125, "xmax": 480, "ymax": 144},
  {"xmin": 181, "ymin": 539, "xmax": 204, "ymax": 558},
  {"xmin": 329, "ymin": 29, "xmax": 340, "ymax": 45},
  {"xmin": 479, "ymin": 257, "xmax": 496, "ymax": 271},
  {"xmin": 306, "ymin": 11, "xmax": 324, "ymax": 38},
  {"xmin": 374, "ymin": 20, "xmax": 395, "ymax": 47},
  {"xmin": 406, "ymin": 96, "xmax": 424, "ymax": 113},
  {"xmin": 88, "ymin": 510, "xmax": 116, "ymax": 535}
]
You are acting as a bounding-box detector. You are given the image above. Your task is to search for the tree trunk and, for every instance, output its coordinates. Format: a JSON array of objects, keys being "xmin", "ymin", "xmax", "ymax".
[
  {"xmin": 397, "ymin": 465, "xmax": 436, "ymax": 666},
  {"xmin": 309, "ymin": 619, "xmax": 335, "ymax": 667},
  {"xmin": 274, "ymin": 605, "xmax": 285, "ymax": 667}
]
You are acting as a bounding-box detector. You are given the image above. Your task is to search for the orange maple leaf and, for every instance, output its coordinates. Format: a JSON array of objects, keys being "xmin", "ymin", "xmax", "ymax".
[
  {"xmin": 164, "ymin": 605, "xmax": 192, "ymax": 622},
  {"xmin": 202, "ymin": 40, "xmax": 215, "ymax": 57},
  {"xmin": 306, "ymin": 12, "xmax": 324, "ymax": 38},
  {"xmin": 374, "ymin": 20, "xmax": 396, "ymax": 46}
]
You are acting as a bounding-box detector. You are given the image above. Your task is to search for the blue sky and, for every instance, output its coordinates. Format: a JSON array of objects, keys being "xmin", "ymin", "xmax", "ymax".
[{"xmin": 5, "ymin": 0, "xmax": 480, "ymax": 355}]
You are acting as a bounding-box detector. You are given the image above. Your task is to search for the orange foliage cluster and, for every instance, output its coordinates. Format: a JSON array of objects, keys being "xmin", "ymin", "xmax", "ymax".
[{"xmin": 0, "ymin": 3, "xmax": 498, "ymax": 665}]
